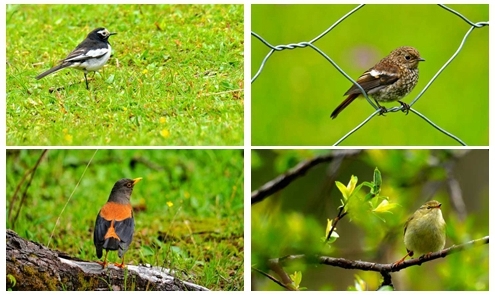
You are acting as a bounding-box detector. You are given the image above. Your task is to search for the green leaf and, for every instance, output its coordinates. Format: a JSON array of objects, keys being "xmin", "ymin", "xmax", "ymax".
[
  {"xmin": 140, "ymin": 245, "xmax": 155, "ymax": 256},
  {"xmin": 364, "ymin": 192, "xmax": 375, "ymax": 202},
  {"xmin": 325, "ymin": 218, "xmax": 333, "ymax": 238},
  {"xmin": 335, "ymin": 181, "xmax": 349, "ymax": 200},
  {"xmin": 7, "ymin": 274, "xmax": 16, "ymax": 288},
  {"xmin": 360, "ymin": 181, "xmax": 374, "ymax": 189},
  {"xmin": 347, "ymin": 175, "xmax": 358, "ymax": 195},
  {"xmin": 335, "ymin": 175, "xmax": 358, "ymax": 201},
  {"xmin": 373, "ymin": 167, "xmax": 382, "ymax": 190},
  {"xmin": 105, "ymin": 74, "xmax": 115, "ymax": 84},
  {"xmin": 323, "ymin": 219, "xmax": 340, "ymax": 244},
  {"xmin": 354, "ymin": 274, "xmax": 367, "ymax": 291},
  {"xmin": 373, "ymin": 199, "xmax": 399, "ymax": 214},
  {"xmin": 325, "ymin": 231, "xmax": 340, "ymax": 244},
  {"xmin": 290, "ymin": 271, "xmax": 303, "ymax": 289}
]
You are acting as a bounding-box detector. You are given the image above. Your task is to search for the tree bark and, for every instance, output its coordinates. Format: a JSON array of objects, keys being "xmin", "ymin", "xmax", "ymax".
[{"xmin": 6, "ymin": 229, "xmax": 209, "ymax": 291}]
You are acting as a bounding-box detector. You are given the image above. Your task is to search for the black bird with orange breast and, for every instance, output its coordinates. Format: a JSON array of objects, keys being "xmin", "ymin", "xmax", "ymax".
[{"xmin": 93, "ymin": 178, "xmax": 142, "ymax": 268}]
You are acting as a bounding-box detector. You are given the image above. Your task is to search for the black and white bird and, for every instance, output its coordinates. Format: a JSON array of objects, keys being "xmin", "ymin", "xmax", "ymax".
[{"xmin": 36, "ymin": 27, "xmax": 116, "ymax": 89}]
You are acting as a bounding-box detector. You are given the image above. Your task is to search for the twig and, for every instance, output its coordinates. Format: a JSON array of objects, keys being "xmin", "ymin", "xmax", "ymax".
[
  {"xmin": 325, "ymin": 206, "xmax": 347, "ymax": 243},
  {"xmin": 9, "ymin": 150, "xmax": 49, "ymax": 229},
  {"xmin": 266, "ymin": 236, "xmax": 488, "ymax": 289},
  {"xmin": 252, "ymin": 266, "xmax": 293, "ymax": 290},
  {"xmin": 251, "ymin": 150, "xmax": 361, "ymax": 205}
]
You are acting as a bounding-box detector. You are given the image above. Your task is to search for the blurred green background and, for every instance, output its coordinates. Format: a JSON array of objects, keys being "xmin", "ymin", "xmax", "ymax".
[
  {"xmin": 251, "ymin": 149, "xmax": 488, "ymax": 290},
  {"xmin": 251, "ymin": 4, "xmax": 488, "ymax": 145},
  {"xmin": 7, "ymin": 149, "xmax": 244, "ymax": 290}
]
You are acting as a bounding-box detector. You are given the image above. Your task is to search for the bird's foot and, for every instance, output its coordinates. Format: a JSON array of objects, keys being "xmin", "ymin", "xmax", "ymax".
[
  {"xmin": 418, "ymin": 252, "xmax": 433, "ymax": 261},
  {"xmin": 392, "ymin": 250, "xmax": 413, "ymax": 268},
  {"xmin": 114, "ymin": 262, "xmax": 126, "ymax": 269},
  {"xmin": 398, "ymin": 101, "xmax": 410, "ymax": 115},
  {"xmin": 97, "ymin": 261, "xmax": 108, "ymax": 269},
  {"xmin": 392, "ymin": 257, "xmax": 406, "ymax": 268},
  {"xmin": 378, "ymin": 106, "xmax": 387, "ymax": 116}
]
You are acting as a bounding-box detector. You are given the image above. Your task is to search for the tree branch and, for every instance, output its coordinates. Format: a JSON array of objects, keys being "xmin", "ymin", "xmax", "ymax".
[
  {"xmin": 265, "ymin": 236, "xmax": 488, "ymax": 289},
  {"xmin": 252, "ymin": 267, "xmax": 293, "ymax": 291},
  {"xmin": 251, "ymin": 150, "xmax": 361, "ymax": 205}
]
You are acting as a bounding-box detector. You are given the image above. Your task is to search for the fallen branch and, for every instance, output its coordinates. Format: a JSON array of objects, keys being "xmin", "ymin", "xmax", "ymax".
[{"xmin": 6, "ymin": 229, "xmax": 208, "ymax": 291}]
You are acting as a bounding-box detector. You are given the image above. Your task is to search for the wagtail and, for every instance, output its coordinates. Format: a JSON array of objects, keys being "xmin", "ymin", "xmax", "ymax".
[{"xmin": 36, "ymin": 27, "xmax": 116, "ymax": 90}]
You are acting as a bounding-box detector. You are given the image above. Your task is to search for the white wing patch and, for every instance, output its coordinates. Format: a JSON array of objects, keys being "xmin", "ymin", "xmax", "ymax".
[
  {"xmin": 66, "ymin": 48, "xmax": 109, "ymax": 62},
  {"xmin": 369, "ymin": 69, "xmax": 382, "ymax": 78},
  {"xmin": 369, "ymin": 69, "xmax": 397, "ymax": 78}
]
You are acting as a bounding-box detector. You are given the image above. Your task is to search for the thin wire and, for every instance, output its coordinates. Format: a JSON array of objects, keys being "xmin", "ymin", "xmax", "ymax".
[
  {"xmin": 410, "ymin": 25, "xmax": 477, "ymax": 106},
  {"xmin": 307, "ymin": 43, "xmax": 377, "ymax": 109},
  {"xmin": 47, "ymin": 149, "xmax": 99, "ymax": 247},
  {"xmin": 333, "ymin": 111, "xmax": 380, "ymax": 146},
  {"xmin": 438, "ymin": 4, "xmax": 487, "ymax": 28},
  {"xmin": 309, "ymin": 4, "xmax": 365, "ymax": 44},
  {"xmin": 410, "ymin": 109, "xmax": 467, "ymax": 146}
]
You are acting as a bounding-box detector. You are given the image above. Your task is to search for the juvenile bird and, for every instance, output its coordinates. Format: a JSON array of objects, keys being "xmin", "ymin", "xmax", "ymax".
[
  {"xmin": 331, "ymin": 46, "xmax": 425, "ymax": 119},
  {"xmin": 93, "ymin": 178, "xmax": 142, "ymax": 268},
  {"xmin": 36, "ymin": 27, "xmax": 116, "ymax": 90}
]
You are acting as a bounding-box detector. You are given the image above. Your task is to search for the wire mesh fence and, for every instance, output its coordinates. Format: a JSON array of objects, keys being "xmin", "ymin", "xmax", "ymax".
[{"xmin": 251, "ymin": 4, "xmax": 488, "ymax": 146}]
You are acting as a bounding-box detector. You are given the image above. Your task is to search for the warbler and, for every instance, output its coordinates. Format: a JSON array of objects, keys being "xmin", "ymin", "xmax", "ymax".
[{"xmin": 394, "ymin": 200, "xmax": 446, "ymax": 265}]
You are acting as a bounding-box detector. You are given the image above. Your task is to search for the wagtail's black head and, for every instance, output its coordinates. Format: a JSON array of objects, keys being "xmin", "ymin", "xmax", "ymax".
[{"xmin": 87, "ymin": 27, "xmax": 117, "ymax": 42}]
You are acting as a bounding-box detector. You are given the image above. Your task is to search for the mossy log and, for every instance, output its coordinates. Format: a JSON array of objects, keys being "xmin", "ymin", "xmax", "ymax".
[{"xmin": 6, "ymin": 229, "xmax": 208, "ymax": 291}]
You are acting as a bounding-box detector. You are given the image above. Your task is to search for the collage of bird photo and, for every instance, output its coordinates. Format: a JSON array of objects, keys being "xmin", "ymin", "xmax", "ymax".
[{"xmin": 3, "ymin": 2, "xmax": 489, "ymax": 292}]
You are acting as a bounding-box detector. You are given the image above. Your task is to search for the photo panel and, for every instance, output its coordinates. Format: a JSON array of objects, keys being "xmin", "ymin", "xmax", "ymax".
[
  {"xmin": 6, "ymin": 149, "xmax": 244, "ymax": 290},
  {"xmin": 7, "ymin": 4, "xmax": 244, "ymax": 146},
  {"xmin": 251, "ymin": 4, "xmax": 488, "ymax": 146},
  {"xmin": 251, "ymin": 149, "xmax": 488, "ymax": 290}
]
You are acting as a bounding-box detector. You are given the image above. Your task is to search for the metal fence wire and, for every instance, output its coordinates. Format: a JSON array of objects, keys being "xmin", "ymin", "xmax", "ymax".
[{"xmin": 251, "ymin": 4, "xmax": 488, "ymax": 146}]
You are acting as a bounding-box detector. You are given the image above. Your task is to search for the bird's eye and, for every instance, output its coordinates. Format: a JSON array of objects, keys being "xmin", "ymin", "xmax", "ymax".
[
  {"xmin": 405, "ymin": 55, "xmax": 411, "ymax": 60},
  {"xmin": 126, "ymin": 183, "xmax": 132, "ymax": 188}
]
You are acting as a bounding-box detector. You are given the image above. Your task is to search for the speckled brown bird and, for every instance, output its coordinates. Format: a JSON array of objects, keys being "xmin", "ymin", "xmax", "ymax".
[
  {"xmin": 331, "ymin": 46, "xmax": 425, "ymax": 119},
  {"xmin": 93, "ymin": 178, "xmax": 142, "ymax": 268}
]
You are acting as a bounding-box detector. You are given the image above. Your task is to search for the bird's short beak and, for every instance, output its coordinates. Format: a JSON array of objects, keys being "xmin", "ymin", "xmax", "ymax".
[
  {"xmin": 418, "ymin": 57, "xmax": 425, "ymax": 62},
  {"xmin": 133, "ymin": 177, "xmax": 143, "ymax": 185},
  {"xmin": 110, "ymin": 32, "xmax": 117, "ymax": 36}
]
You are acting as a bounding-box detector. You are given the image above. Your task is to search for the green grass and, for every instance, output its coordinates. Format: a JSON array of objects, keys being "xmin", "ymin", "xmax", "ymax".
[
  {"xmin": 7, "ymin": 4, "xmax": 244, "ymax": 146},
  {"xmin": 6, "ymin": 149, "xmax": 244, "ymax": 290},
  {"xmin": 251, "ymin": 4, "xmax": 488, "ymax": 146}
]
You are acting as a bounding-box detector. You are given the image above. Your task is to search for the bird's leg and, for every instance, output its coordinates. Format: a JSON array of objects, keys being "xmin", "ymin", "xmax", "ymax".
[
  {"xmin": 114, "ymin": 255, "xmax": 126, "ymax": 269},
  {"xmin": 398, "ymin": 101, "xmax": 410, "ymax": 115},
  {"xmin": 373, "ymin": 99, "xmax": 387, "ymax": 116},
  {"xmin": 392, "ymin": 250, "xmax": 413, "ymax": 268},
  {"xmin": 97, "ymin": 251, "xmax": 109, "ymax": 269},
  {"xmin": 84, "ymin": 72, "xmax": 89, "ymax": 90}
]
